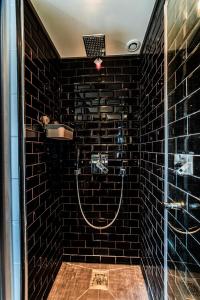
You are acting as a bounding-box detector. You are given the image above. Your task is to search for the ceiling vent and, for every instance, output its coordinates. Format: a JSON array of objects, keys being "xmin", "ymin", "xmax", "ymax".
[{"xmin": 127, "ymin": 39, "xmax": 141, "ymax": 52}]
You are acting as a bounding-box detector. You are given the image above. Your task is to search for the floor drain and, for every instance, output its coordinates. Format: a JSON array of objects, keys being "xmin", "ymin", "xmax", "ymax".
[{"xmin": 89, "ymin": 269, "xmax": 109, "ymax": 290}]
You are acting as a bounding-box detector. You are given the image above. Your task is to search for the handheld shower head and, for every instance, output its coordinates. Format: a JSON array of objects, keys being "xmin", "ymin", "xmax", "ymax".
[
  {"xmin": 77, "ymin": 148, "xmax": 80, "ymax": 165},
  {"xmin": 75, "ymin": 148, "xmax": 81, "ymax": 171}
]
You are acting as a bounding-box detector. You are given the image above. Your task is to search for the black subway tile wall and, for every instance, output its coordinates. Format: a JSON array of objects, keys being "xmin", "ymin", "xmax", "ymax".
[
  {"xmin": 24, "ymin": 1, "xmax": 200, "ymax": 299},
  {"xmin": 24, "ymin": 2, "xmax": 62, "ymax": 299},
  {"xmin": 140, "ymin": 1, "xmax": 165, "ymax": 299},
  {"xmin": 167, "ymin": 1, "xmax": 200, "ymax": 299},
  {"xmin": 60, "ymin": 57, "xmax": 141, "ymax": 264}
]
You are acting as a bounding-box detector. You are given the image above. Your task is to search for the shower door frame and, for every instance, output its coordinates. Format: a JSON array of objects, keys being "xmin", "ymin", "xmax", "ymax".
[
  {"xmin": 0, "ymin": 1, "xmax": 14, "ymax": 299},
  {"xmin": 16, "ymin": 0, "xmax": 28, "ymax": 299},
  {"xmin": 163, "ymin": 1, "xmax": 169, "ymax": 300},
  {"xmin": 0, "ymin": 0, "xmax": 27, "ymax": 299}
]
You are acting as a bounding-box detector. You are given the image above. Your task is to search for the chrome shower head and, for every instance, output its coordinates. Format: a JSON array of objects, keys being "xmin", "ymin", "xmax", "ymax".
[{"xmin": 83, "ymin": 34, "xmax": 106, "ymax": 58}]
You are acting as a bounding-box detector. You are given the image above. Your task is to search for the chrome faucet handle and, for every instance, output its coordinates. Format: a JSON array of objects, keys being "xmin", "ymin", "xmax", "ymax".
[
  {"xmin": 174, "ymin": 154, "xmax": 193, "ymax": 176},
  {"xmin": 96, "ymin": 161, "xmax": 108, "ymax": 174}
]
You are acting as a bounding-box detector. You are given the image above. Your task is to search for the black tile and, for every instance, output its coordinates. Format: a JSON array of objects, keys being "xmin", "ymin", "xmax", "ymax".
[
  {"xmin": 189, "ymin": 111, "xmax": 200, "ymax": 134},
  {"xmin": 187, "ymin": 134, "xmax": 200, "ymax": 154}
]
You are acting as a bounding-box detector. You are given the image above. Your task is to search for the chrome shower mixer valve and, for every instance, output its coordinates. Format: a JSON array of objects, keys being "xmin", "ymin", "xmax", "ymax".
[
  {"xmin": 91, "ymin": 153, "xmax": 108, "ymax": 175},
  {"xmin": 96, "ymin": 160, "xmax": 108, "ymax": 174},
  {"xmin": 174, "ymin": 154, "xmax": 193, "ymax": 176}
]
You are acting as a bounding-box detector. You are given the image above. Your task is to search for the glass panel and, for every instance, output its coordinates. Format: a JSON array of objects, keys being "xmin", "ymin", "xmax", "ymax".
[{"xmin": 166, "ymin": 0, "xmax": 200, "ymax": 299}]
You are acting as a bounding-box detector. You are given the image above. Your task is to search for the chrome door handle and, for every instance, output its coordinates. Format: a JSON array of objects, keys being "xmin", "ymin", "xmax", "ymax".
[{"xmin": 163, "ymin": 201, "xmax": 185, "ymax": 210}]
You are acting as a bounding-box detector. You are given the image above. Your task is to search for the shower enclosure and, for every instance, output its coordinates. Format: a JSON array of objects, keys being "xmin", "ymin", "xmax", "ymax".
[
  {"xmin": 0, "ymin": 0, "xmax": 25, "ymax": 299},
  {"xmin": 0, "ymin": 0, "xmax": 200, "ymax": 299},
  {"xmin": 21, "ymin": 0, "xmax": 200, "ymax": 300}
]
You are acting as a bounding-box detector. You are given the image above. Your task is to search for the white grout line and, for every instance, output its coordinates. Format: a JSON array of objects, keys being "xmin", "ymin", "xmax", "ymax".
[
  {"xmin": 67, "ymin": 262, "xmax": 97, "ymax": 270},
  {"xmin": 108, "ymin": 290, "xmax": 117, "ymax": 300},
  {"xmin": 108, "ymin": 266, "xmax": 138, "ymax": 271},
  {"xmin": 76, "ymin": 287, "xmax": 90, "ymax": 300},
  {"xmin": 67, "ymin": 262, "xmax": 137, "ymax": 272}
]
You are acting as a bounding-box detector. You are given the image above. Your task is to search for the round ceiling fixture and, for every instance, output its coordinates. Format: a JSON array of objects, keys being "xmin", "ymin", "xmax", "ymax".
[{"xmin": 127, "ymin": 39, "xmax": 141, "ymax": 52}]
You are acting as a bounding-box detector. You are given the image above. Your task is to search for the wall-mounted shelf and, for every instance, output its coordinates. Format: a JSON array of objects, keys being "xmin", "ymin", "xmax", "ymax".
[{"xmin": 46, "ymin": 124, "xmax": 73, "ymax": 140}]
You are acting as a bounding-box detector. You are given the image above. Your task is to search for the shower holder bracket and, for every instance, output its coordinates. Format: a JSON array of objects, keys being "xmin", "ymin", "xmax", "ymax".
[
  {"xmin": 119, "ymin": 167, "xmax": 126, "ymax": 177},
  {"xmin": 74, "ymin": 169, "xmax": 81, "ymax": 175}
]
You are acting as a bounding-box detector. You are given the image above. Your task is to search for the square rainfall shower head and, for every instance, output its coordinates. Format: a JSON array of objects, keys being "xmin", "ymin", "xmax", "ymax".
[{"xmin": 83, "ymin": 34, "xmax": 106, "ymax": 58}]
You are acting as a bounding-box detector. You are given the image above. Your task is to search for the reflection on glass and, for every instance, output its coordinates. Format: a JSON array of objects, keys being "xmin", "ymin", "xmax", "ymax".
[
  {"xmin": 197, "ymin": 0, "xmax": 200, "ymax": 17},
  {"xmin": 167, "ymin": 0, "xmax": 200, "ymax": 299}
]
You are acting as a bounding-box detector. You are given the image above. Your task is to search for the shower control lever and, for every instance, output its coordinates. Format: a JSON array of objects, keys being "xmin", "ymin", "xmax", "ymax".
[
  {"xmin": 91, "ymin": 153, "xmax": 108, "ymax": 174},
  {"xmin": 174, "ymin": 154, "xmax": 193, "ymax": 176},
  {"xmin": 163, "ymin": 201, "xmax": 185, "ymax": 210},
  {"xmin": 96, "ymin": 161, "xmax": 108, "ymax": 174}
]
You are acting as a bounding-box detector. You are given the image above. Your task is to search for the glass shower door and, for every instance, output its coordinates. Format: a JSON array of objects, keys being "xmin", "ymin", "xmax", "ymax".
[{"xmin": 165, "ymin": 0, "xmax": 200, "ymax": 299}]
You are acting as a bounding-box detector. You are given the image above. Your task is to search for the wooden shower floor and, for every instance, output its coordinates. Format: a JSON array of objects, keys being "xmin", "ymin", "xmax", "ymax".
[{"xmin": 47, "ymin": 262, "xmax": 148, "ymax": 300}]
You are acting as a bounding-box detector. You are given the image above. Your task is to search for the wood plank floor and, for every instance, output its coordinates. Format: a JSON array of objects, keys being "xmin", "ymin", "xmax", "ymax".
[{"xmin": 47, "ymin": 262, "xmax": 148, "ymax": 300}]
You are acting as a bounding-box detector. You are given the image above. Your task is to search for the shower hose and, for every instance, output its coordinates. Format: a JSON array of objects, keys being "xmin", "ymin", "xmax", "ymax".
[
  {"xmin": 168, "ymin": 222, "xmax": 200, "ymax": 235},
  {"xmin": 76, "ymin": 168, "xmax": 200, "ymax": 233},
  {"xmin": 75, "ymin": 168, "xmax": 125, "ymax": 230}
]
